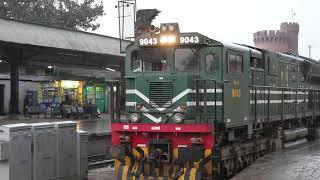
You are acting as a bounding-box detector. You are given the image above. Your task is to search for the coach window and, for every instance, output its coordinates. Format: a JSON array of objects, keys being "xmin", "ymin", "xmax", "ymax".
[
  {"xmin": 206, "ymin": 54, "xmax": 218, "ymax": 73},
  {"xmin": 228, "ymin": 53, "xmax": 243, "ymax": 73}
]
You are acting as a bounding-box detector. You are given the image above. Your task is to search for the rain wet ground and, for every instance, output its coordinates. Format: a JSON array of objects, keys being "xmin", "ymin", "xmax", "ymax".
[
  {"xmin": 232, "ymin": 140, "xmax": 320, "ymax": 180},
  {"xmin": 0, "ymin": 114, "xmax": 112, "ymax": 135},
  {"xmin": 88, "ymin": 168, "xmax": 114, "ymax": 180},
  {"xmin": 76, "ymin": 115, "xmax": 111, "ymax": 135}
]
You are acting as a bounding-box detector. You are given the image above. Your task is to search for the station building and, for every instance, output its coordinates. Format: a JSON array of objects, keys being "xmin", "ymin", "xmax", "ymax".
[
  {"xmin": 0, "ymin": 17, "xmax": 130, "ymax": 115},
  {"xmin": 0, "ymin": 62, "xmax": 120, "ymax": 115}
]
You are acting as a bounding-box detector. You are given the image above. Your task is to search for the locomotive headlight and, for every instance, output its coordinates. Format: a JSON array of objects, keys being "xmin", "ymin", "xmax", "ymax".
[
  {"xmin": 190, "ymin": 137, "xmax": 203, "ymax": 144},
  {"xmin": 136, "ymin": 104, "xmax": 144, "ymax": 110},
  {"xmin": 130, "ymin": 113, "xmax": 140, "ymax": 123},
  {"xmin": 160, "ymin": 35, "xmax": 176, "ymax": 44},
  {"xmin": 179, "ymin": 103, "xmax": 188, "ymax": 110},
  {"xmin": 167, "ymin": 35, "xmax": 176, "ymax": 43},
  {"xmin": 190, "ymin": 137, "xmax": 197, "ymax": 144},
  {"xmin": 168, "ymin": 25, "xmax": 175, "ymax": 32},
  {"xmin": 160, "ymin": 36, "xmax": 169, "ymax": 44},
  {"xmin": 161, "ymin": 25, "xmax": 168, "ymax": 32},
  {"xmin": 196, "ymin": 137, "xmax": 203, "ymax": 144},
  {"xmin": 173, "ymin": 113, "xmax": 184, "ymax": 123},
  {"xmin": 119, "ymin": 135, "xmax": 131, "ymax": 142}
]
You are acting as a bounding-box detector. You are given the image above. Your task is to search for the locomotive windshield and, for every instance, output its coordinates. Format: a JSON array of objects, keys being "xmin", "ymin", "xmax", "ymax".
[
  {"xmin": 131, "ymin": 47, "xmax": 200, "ymax": 73},
  {"xmin": 175, "ymin": 48, "xmax": 199, "ymax": 72},
  {"xmin": 131, "ymin": 48, "xmax": 168, "ymax": 72}
]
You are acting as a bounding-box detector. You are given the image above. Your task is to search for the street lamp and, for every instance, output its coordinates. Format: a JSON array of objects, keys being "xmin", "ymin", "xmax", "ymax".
[
  {"xmin": 308, "ymin": 45, "xmax": 312, "ymax": 58},
  {"xmin": 115, "ymin": 0, "xmax": 137, "ymax": 53}
]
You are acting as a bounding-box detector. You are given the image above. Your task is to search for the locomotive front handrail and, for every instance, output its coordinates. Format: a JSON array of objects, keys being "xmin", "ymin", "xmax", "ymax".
[
  {"xmin": 110, "ymin": 80, "xmax": 126, "ymax": 123},
  {"xmin": 195, "ymin": 78, "xmax": 226, "ymax": 85},
  {"xmin": 195, "ymin": 79, "xmax": 225, "ymax": 124},
  {"xmin": 249, "ymin": 85, "xmax": 320, "ymax": 91}
]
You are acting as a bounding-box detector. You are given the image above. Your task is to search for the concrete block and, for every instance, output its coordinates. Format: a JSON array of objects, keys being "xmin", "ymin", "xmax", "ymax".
[
  {"xmin": 314, "ymin": 128, "xmax": 320, "ymax": 139},
  {"xmin": 77, "ymin": 130, "xmax": 88, "ymax": 180},
  {"xmin": 54, "ymin": 121, "xmax": 78, "ymax": 180},
  {"xmin": 0, "ymin": 141, "xmax": 9, "ymax": 161},
  {"xmin": 31, "ymin": 122, "xmax": 57, "ymax": 180},
  {"xmin": 0, "ymin": 123, "xmax": 32, "ymax": 180}
]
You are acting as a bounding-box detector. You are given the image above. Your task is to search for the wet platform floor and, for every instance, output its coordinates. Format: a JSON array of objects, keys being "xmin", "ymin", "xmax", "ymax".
[
  {"xmin": 0, "ymin": 114, "xmax": 112, "ymax": 135},
  {"xmin": 232, "ymin": 140, "xmax": 320, "ymax": 180},
  {"xmin": 76, "ymin": 116, "xmax": 111, "ymax": 135}
]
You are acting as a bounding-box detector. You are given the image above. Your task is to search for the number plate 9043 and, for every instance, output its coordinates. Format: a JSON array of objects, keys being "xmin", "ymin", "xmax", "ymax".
[{"xmin": 137, "ymin": 35, "xmax": 201, "ymax": 46}]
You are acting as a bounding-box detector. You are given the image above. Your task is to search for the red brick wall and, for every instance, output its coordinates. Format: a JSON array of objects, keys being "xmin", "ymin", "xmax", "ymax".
[{"xmin": 253, "ymin": 22, "xmax": 299, "ymax": 54}]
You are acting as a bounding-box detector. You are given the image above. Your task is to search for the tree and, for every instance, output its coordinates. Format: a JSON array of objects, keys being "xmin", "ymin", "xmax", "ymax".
[{"xmin": 0, "ymin": 0, "xmax": 104, "ymax": 31}]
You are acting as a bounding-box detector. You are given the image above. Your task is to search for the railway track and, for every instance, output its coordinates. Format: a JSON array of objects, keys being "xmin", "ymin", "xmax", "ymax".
[
  {"xmin": 88, "ymin": 154, "xmax": 115, "ymax": 170},
  {"xmin": 87, "ymin": 133, "xmax": 114, "ymax": 170}
]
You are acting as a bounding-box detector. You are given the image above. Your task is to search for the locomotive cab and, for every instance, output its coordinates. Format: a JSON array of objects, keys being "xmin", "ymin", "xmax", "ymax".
[{"xmin": 124, "ymin": 22, "xmax": 224, "ymax": 123}]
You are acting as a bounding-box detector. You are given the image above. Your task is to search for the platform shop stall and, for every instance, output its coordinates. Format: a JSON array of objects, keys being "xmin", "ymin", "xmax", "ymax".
[
  {"xmin": 37, "ymin": 80, "xmax": 84, "ymax": 117},
  {"xmin": 60, "ymin": 80, "xmax": 84, "ymax": 103},
  {"xmin": 83, "ymin": 82, "xmax": 109, "ymax": 113}
]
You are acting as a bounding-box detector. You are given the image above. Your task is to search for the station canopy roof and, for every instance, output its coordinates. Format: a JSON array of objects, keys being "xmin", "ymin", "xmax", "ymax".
[{"xmin": 0, "ymin": 17, "xmax": 131, "ymax": 71}]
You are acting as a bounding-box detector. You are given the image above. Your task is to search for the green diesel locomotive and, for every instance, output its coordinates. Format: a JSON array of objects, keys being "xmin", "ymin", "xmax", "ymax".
[{"xmin": 111, "ymin": 9, "xmax": 320, "ymax": 180}]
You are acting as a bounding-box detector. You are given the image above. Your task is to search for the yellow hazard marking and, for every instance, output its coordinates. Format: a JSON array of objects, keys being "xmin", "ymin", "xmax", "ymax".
[{"xmin": 115, "ymin": 148, "xmax": 213, "ymax": 179}]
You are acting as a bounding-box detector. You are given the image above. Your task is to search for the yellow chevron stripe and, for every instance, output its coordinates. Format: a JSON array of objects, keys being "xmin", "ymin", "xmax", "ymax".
[{"xmin": 121, "ymin": 166, "xmax": 129, "ymax": 180}]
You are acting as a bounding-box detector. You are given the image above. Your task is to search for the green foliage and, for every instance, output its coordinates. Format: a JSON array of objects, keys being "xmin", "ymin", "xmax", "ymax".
[{"xmin": 0, "ymin": 0, "xmax": 104, "ymax": 31}]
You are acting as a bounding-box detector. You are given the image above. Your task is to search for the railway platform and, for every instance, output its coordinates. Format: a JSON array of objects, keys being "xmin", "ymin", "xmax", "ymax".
[
  {"xmin": 0, "ymin": 114, "xmax": 111, "ymax": 134},
  {"xmin": 232, "ymin": 140, "xmax": 320, "ymax": 180}
]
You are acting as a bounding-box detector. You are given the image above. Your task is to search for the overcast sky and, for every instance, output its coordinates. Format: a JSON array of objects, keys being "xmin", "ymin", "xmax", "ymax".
[{"xmin": 93, "ymin": 0, "xmax": 320, "ymax": 59}]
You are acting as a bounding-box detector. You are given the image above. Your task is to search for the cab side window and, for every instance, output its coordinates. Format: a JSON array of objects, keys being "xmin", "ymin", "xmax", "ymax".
[
  {"xmin": 250, "ymin": 58, "xmax": 264, "ymax": 69},
  {"xmin": 228, "ymin": 53, "xmax": 243, "ymax": 73},
  {"xmin": 206, "ymin": 54, "xmax": 218, "ymax": 73}
]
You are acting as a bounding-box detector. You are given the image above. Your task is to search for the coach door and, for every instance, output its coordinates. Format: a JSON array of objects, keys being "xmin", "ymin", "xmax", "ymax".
[
  {"xmin": 223, "ymin": 51, "xmax": 249, "ymax": 128},
  {"xmin": 200, "ymin": 47, "xmax": 223, "ymax": 121}
]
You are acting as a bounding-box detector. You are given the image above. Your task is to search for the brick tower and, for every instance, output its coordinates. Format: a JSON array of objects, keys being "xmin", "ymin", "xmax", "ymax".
[{"xmin": 253, "ymin": 22, "xmax": 299, "ymax": 54}]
